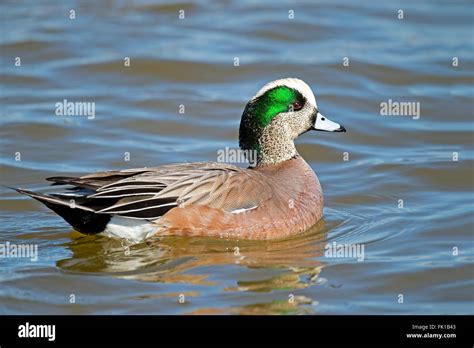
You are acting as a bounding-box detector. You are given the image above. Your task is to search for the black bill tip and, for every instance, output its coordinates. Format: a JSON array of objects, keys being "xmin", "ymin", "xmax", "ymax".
[{"xmin": 335, "ymin": 125, "xmax": 346, "ymax": 132}]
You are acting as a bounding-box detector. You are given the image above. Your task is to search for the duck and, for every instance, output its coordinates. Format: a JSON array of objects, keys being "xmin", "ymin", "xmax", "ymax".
[{"xmin": 14, "ymin": 78, "xmax": 346, "ymax": 242}]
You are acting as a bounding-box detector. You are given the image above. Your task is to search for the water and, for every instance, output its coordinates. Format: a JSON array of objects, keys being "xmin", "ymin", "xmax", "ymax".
[{"xmin": 0, "ymin": 0, "xmax": 473, "ymax": 314}]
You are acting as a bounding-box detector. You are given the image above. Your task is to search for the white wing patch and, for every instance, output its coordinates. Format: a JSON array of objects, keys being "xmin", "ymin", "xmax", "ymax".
[
  {"xmin": 230, "ymin": 205, "xmax": 258, "ymax": 214},
  {"xmin": 102, "ymin": 216, "xmax": 157, "ymax": 242}
]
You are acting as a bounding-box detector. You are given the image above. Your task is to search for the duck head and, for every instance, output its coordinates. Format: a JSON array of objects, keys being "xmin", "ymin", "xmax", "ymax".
[{"xmin": 239, "ymin": 78, "xmax": 346, "ymax": 166}]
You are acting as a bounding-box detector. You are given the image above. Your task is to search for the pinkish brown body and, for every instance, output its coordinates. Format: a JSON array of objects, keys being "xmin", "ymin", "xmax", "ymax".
[{"xmin": 158, "ymin": 157, "xmax": 323, "ymax": 239}]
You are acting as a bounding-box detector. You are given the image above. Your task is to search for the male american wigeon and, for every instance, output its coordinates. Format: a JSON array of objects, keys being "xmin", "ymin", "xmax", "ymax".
[{"xmin": 14, "ymin": 78, "xmax": 346, "ymax": 242}]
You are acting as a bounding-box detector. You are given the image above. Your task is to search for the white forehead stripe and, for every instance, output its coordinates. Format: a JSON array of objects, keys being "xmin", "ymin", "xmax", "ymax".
[{"xmin": 252, "ymin": 78, "xmax": 317, "ymax": 108}]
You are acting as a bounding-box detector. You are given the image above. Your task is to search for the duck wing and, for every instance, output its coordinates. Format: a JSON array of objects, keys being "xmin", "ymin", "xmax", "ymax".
[
  {"xmin": 74, "ymin": 162, "xmax": 272, "ymax": 217},
  {"xmin": 15, "ymin": 162, "xmax": 274, "ymax": 234}
]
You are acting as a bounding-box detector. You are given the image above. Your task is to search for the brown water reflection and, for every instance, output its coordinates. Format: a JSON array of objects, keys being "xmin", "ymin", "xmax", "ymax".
[
  {"xmin": 59, "ymin": 220, "xmax": 326, "ymax": 283},
  {"xmin": 55, "ymin": 221, "xmax": 327, "ymax": 314}
]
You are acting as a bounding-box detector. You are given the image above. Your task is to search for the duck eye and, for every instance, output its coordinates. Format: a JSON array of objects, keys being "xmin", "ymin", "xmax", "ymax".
[{"xmin": 291, "ymin": 101, "xmax": 303, "ymax": 111}]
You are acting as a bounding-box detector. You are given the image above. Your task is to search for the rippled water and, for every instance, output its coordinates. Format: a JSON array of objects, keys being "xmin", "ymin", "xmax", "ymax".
[{"xmin": 0, "ymin": 0, "xmax": 473, "ymax": 314}]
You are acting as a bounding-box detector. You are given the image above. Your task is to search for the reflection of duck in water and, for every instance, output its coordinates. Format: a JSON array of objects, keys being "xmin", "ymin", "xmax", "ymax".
[
  {"xmin": 58, "ymin": 221, "xmax": 328, "ymax": 314},
  {"xmin": 15, "ymin": 78, "xmax": 345, "ymax": 242}
]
